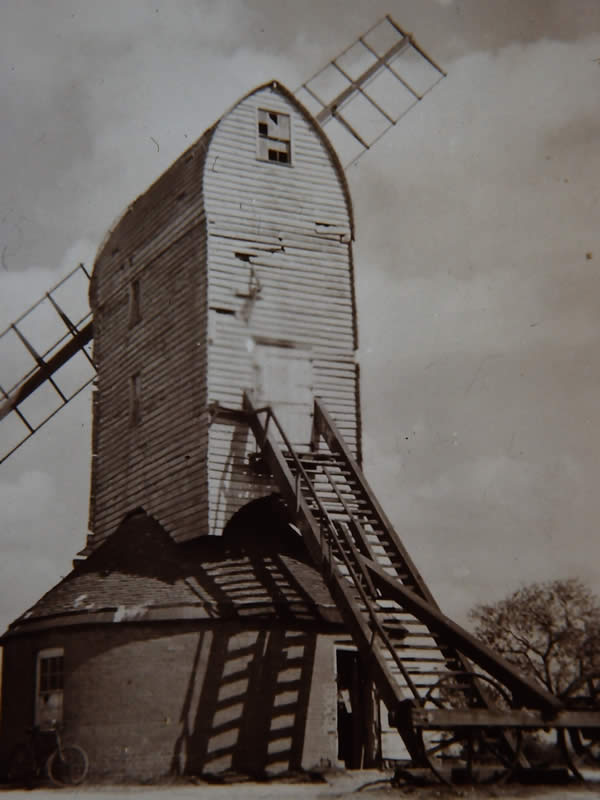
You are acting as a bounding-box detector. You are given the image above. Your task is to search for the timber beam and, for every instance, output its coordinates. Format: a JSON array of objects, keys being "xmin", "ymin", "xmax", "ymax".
[
  {"xmin": 361, "ymin": 556, "xmax": 564, "ymax": 715},
  {"xmin": 0, "ymin": 320, "xmax": 93, "ymax": 422},
  {"xmin": 412, "ymin": 707, "xmax": 600, "ymax": 729}
]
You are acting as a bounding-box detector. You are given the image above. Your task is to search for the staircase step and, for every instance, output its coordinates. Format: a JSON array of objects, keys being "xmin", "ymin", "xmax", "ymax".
[
  {"xmin": 296, "ymin": 461, "xmax": 351, "ymax": 473},
  {"xmin": 247, "ymin": 402, "xmax": 490, "ymax": 725},
  {"xmin": 288, "ymin": 457, "xmax": 344, "ymax": 468}
]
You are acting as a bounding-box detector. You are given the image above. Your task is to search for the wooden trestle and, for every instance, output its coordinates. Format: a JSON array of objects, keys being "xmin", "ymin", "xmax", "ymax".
[{"xmin": 243, "ymin": 393, "xmax": 600, "ymax": 780}]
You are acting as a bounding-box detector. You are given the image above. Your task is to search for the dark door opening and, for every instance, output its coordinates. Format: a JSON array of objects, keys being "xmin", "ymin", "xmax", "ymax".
[{"xmin": 336, "ymin": 648, "xmax": 366, "ymax": 768}]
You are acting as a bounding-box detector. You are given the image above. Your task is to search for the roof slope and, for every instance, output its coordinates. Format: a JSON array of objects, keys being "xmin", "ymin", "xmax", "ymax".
[
  {"xmin": 219, "ymin": 80, "xmax": 354, "ymax": 237},
  {"xmin": 91, "ymin": 79, "xmax": 354, "ymax": 297},
  {"xmin": 4, "ymin": 503, "xmax": 342, "ymax": 639}
]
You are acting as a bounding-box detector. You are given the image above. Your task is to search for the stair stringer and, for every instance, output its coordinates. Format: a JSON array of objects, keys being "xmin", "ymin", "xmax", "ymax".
[{"xmin": 243, "ymin": 394, "xmax": 562, "ymax": 765}]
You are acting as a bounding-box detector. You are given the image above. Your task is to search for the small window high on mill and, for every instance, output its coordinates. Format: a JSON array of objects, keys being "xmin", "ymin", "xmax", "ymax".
[{"xmin": 257, "ymin": 109, "xmax": 291, "ymax": 164}]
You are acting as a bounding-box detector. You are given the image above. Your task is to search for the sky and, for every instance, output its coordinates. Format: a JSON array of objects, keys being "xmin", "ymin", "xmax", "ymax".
[{"xmin": 1, "ymin": 0, "xmax": 600, "ymax": 634}]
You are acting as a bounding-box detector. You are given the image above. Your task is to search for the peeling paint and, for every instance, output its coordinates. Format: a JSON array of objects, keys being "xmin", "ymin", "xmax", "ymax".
[
  {"xmin": 113, "ymin": 604, "xmax": 148, "ymax": 622},
  {"xmin": 73, "ymin": 593, "xmax": 88, "ymax": 607}
]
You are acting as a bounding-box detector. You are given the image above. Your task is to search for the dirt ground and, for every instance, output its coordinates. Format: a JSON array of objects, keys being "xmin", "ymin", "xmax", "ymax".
[{"xmin": 3, "ymin": 771, "xmax": 600, "ymax": 800}]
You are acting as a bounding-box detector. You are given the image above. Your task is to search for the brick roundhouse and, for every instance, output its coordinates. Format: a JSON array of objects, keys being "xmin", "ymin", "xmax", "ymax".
[
  {"xmin": 1, "ymin": 82, "xmax": 391, "ymax": 780},
  {"xmin": 2, "ymin": 506, "xmax": 380, "ymax": 779}
]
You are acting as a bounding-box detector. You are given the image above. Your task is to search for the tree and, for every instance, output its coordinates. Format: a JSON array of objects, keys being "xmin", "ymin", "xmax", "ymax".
[{"xmin": 469, "ymin": 578, "xmax": 600, "ymax": 697}]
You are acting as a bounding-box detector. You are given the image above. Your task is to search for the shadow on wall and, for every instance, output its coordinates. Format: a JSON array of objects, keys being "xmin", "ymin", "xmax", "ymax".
[
  {"xmin": 211, "ymin": 421, "xmax": 274, "ymax": 536},
  {"xmin": 1, "ymin": 499, "xmax": 336, "ymax": 779},
  {"xmin": 67, "ymin": 494, "xmax": 311, "ymax": 588},
  {"xmin": 172, "ymin": 504, "xmax": 323, "ymax": 776},
  {"xmin": 172, "ymin": 626, "xmax": 317, "ymax": 776}
]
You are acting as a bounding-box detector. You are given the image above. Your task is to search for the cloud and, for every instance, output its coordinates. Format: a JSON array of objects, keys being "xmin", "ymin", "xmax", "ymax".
[
  {"xmin": 1, "ymin": 4, "xmax": 600, "ymax": 637},
  {"xmin": 0, "ymin": 551, "xmax": 69, "ymax": 631},
  {"xmin": 0, "ymin": 258, "xmax": 92, "ymax": 633},
  {"xmin": 0, "ymin": 469, "xmax": 54, "ymax": 530},
  {"xmin": 349, "ymin": 31, "xmax": 600, "ymax": 621},
  {"xmin": 364, "ymin": 442, "xmax": 595, "ymax": 622}
]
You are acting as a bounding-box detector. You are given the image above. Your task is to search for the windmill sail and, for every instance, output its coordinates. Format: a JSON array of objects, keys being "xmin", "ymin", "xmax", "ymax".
[
  {"xmin": 0, "ymin": 16, "xmax": 445, "ymax": 465},
  {"xmin": 0, "ymin": 263, "xmax": 94, "ymax": 464},
  {"xmin": 295, "ymin": 15, "xmax": 445, "ymax": 167}
]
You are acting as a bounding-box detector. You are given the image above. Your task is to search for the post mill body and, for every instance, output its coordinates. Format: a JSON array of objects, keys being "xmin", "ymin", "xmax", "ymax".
[{"xmin": 86, "ymin": 82, "xmax": 359, "ymax": 551}]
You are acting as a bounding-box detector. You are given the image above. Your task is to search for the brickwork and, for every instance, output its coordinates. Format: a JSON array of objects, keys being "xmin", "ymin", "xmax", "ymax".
[
  {"xmin": 0, "ymin": 622, "xmax": 341, "ymax": 781},
  {"xmin": 0, "ymin": 637, "xmax": 36, "ymax": 769}
]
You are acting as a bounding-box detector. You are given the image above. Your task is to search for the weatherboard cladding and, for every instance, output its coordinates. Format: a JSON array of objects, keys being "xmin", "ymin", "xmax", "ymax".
[
  {"xmin": 87, "ymin": 82, "xmax": 358, "ymax": 548},
  {"xmin": 205, "ymin": 84, "xmax": 358, "ymax": 535},
  {"xmin": 87, "ymin": 130, "xmax": 213, "ymax": 548}
]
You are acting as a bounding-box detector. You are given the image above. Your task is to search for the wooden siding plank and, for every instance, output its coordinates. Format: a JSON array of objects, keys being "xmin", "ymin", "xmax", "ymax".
[
  {"xmin": 88, "ymin": 204, "xmax": 210, "ymax": 549},
  {"xmin": 201, "ymin": 171, "xmax": 351, "ymax": 218}
]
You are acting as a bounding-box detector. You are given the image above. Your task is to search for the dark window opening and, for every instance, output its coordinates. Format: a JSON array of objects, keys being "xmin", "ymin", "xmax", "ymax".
[
  {"xmin": 257, "ymin": 108, "xmax": 291, "ymax": 165},
  {"xmin": 212, "ymin": 307, "xmax": 236, "ymax": 316},
  {"xmin": 130, "ymin": 373, "xmax": 141, "ymax": 424},
  {"xmin": 129, "ymin": 279, "xmax": 141, "ymax": 327},
  {"xmin": 40, "ymin": 655, "xmax": 64, "ymax": 693}
]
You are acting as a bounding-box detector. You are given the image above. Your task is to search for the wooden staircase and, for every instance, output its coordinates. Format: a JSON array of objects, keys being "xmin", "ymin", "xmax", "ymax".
[{"xmin": 243, "ymin": 393, "xmax": 562, "ymax": 764}]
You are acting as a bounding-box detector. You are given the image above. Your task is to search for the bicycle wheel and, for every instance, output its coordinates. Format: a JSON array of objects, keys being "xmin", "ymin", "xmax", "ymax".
[
  {"xmin": 7, "ymin": 743, "xmax": 34, "ymax": 786},
  {"xmin": 47, "ymin": 744, "xmax": 89, "ymax": 785}
]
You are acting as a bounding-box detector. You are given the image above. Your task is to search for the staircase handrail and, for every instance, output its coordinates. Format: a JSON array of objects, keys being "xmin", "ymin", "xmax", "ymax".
[
  {"xmin": 313, "ymin": 397, "xmax": 438, "ymax": 607},
  {"xmin": 242, "ymin": 391, "xmax": 425, "ymax": 721}
]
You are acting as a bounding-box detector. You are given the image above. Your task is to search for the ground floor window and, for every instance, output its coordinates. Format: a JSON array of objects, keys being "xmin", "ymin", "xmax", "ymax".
[{"xmin": 36, "ymin": 647, "xmax": 64, "ymax": 728}]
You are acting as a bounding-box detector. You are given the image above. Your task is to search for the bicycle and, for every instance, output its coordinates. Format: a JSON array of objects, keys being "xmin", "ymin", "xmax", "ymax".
[{"xmin": 7, "ymin": 723, "xmax": 89, "ymax": 786}]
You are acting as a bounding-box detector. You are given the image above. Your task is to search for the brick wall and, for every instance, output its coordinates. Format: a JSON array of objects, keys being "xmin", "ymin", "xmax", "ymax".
[{"xmin": 1, "ymin": 621, "xmax": 341, "ymax": 781}]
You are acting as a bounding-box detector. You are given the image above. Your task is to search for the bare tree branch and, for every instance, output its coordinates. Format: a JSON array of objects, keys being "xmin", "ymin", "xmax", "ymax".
[{"xmin": 470, "ymin": 578, "xmax": 600, "ymax": 696}]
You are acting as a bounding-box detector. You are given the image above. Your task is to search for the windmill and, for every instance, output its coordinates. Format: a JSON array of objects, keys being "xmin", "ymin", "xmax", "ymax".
[
  {"xmin": 1, "ymin": 15, "xmax": 599, "ymax": 784},
  {"xmin": 0, "ymin": 16, "xmax": 443, "ymax": 466}
]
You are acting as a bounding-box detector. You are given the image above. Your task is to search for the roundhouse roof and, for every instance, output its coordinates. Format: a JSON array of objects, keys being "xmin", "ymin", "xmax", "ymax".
[{"xmin": 3, "ymin": 506, "xmax": 342, "ymax": 640}]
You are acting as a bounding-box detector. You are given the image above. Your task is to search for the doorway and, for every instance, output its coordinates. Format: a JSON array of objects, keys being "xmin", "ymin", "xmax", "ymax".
[
  {"xmin": 336, "ymin": 648, "xmax": 368, "ymax": 768},
  {"xmin": 252, "ymin": 343, "xmax": 313, "ymax": 449}
]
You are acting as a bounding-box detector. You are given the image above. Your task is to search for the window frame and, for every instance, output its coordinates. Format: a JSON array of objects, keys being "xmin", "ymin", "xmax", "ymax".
[
  {"xmin": 256, "ymin": 108, "xmax": 292, "ymax": 166},
  {"xmin": 35, "ymin": 647, "xmax": 64, "ymax": 728},
  {"xmin": 130, "ymin": 372, "xmax": 141, "ymax": 425},
  {"xmin": 128, "ymin": 278, "xmax": 142, "ymax": 327}
]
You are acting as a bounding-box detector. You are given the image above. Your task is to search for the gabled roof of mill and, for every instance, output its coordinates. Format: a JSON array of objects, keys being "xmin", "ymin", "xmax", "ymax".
[
  {"xmin": 2, "ymin": 504, "xmax": 342, "ymax": 640},
  {"xmin": 226, "ymin": 80, "xmax": 355, "ymax": 236},
  {"xmin": 89, "ymin": 80, "xmax": 355, "ymax": 308}
]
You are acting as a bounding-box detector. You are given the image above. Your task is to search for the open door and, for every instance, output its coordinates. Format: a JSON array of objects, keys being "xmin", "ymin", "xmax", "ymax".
[{"xmin": 336, "ymin": 648, "xmax": 376, "ymax": 769}]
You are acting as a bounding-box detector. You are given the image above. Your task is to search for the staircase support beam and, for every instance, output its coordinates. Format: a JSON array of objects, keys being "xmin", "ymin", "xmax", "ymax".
[
  {"xmin": 362, "ymin": 557, "xmax": 564, "ymax": 715},
  {"xmin": 313, "ymin": 398, "xmax": 439, "ymax": 608},
  {"xmin": 243, "ymin": 392, "xmax": 425, "ymax": 761}
]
